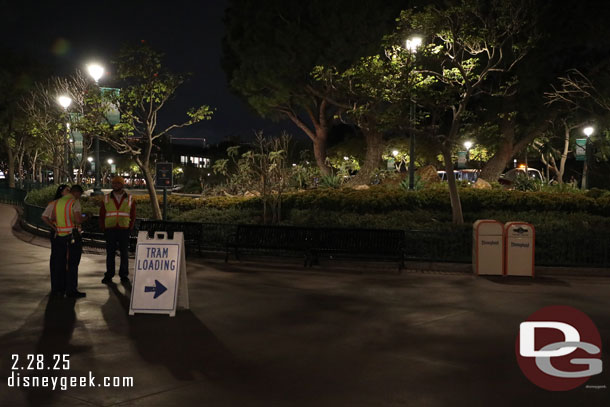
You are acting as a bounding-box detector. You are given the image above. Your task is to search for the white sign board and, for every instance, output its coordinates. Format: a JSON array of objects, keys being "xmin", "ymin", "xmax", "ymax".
[{"xmin": 129, "ymin": 231, "xmax": 189, "ymax": 317}]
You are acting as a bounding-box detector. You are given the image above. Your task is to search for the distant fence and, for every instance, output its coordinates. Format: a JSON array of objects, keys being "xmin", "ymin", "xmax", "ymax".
[{"xmin": 1, "ymin": 184, "xmax": 610, "ymax": 268}]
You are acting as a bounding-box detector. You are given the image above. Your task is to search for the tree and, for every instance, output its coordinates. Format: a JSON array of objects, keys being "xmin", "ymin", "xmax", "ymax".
[
  {"xmin": 52, "ymin": 71, "xmax": 96, "ymax": 183},
  {"xmin": 0, "ymin": 49, "xmax": 40, "ymax": 187},
  {"xmin": 21, "ymin": 80, "xmax": 67, "ymax": 184},
  {"xmin": 477, "ymin": 2, "xmax": 610, "ymax": 182},
  {"xmin": 94, "ymin": 43, "xmax": 213, "ymax": 219},
  {"xmin": 312, "ymin": 52, "xmax": 416, "ymax": 183},
  {"xmin": 394, "ymin": 0, "xmax": 533, "ymax": 224},
  {"xmin": 222, "ymin": 0, "xmax": 406, "ymax": 175}
]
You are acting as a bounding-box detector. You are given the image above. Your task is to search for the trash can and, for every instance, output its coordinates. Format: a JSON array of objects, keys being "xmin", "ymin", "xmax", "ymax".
[
  {"xmin": 473, "ymin": 220, "xmax": 504, "ymax": 275},
  {"xmin": 504, "ymin": 222, "xmax": 535, "ymax": 277}
]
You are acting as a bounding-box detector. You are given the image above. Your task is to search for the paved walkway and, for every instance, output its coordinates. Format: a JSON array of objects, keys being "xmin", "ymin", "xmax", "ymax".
[{"xmin": 0, "ymin": 204, "xmax": 608, "ymax": 406}]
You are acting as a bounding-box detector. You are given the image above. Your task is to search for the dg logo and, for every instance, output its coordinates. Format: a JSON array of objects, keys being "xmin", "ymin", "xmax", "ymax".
[{"xmin": 516, "ymin": 305, "xmax": 603, "ymax": 391}]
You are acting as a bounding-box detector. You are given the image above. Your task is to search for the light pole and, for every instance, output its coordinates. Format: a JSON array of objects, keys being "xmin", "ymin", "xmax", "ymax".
[
  {"xmin": 582, "ymin": 126, "xmax": 594, "ymax": 190},
  {"xmin": 87, "ymin": 156, "xmax": 93, "ymax": 185},
  {"xmin": 57, "ymin": 95, "xmax": 72, "ymax": 183},
  {"xmin": 87, "ymin": 63, "xmax": 104, "ymax": 195},
  {"xmin": 464, "ymin": 141, "xmax": 473, "ymax": 162},
  {"xmin": 406, "ymin": 36, "xmax": 422, "ymax": 190}
]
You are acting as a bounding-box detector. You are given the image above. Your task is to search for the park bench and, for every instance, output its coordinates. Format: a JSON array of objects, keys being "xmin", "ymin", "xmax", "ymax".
[
  {"xmin": 225, "ymin": 224, "xmax": 315, "ymax": 265},
  {"xmin": 226, "ymin": 224, "xmax": 406, "ymax": 271},
  {"xmin": 310, "ymin": 228, "xmax": 406, "ymax": 271}
]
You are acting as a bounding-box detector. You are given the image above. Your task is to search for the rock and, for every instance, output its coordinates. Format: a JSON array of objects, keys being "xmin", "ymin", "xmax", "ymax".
[
  {"xmin": 244, "ymin": 190, "xmax": 261, "ymax": 197},
  {"xmin": 352, "ymin": 184, "xmax": 370, "ymax": 190},
  {"xmin": 417, "ymin": 165, "xmax": 440, "ymax": 184},
  {"xmin": 473, "ymin": 178, "xmax": 492, "ymax": 189}
]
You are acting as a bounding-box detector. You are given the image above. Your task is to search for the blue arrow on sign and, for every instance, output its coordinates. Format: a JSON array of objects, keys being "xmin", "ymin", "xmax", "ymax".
[{"xmin": 144, "ymin": 280, "xmax": 167, "ymax": 299}]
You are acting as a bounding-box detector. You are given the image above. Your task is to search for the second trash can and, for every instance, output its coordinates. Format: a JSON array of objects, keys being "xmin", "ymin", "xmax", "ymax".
[
  {"xmin": 504, "ymin": 222, "xmax": 535, "ymax": 277},
  {"xmin": 473, "ymin": 220, "xmax": 504, "ymax": 275}
]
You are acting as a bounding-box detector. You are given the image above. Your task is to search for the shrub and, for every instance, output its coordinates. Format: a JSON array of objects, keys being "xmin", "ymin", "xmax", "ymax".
[
  {"xmin": 319, "ymin": 175, "xmax": 341, "ymax": 189},
  {"xmin": 172, "ymin": 206, "xmax": 260, "ymax": 224},
  {"xmin": 513, "ymin": 174, "xmax": 542, "ymax": 192},
  {"xmin": 25, "ymin": 185, "xmax": 58, "ymax": 207}
]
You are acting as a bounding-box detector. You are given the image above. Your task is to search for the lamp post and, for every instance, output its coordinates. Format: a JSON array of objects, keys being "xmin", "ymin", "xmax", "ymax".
[
  {"xmin": 464, "ymin": 141, "xmax": 473, "ymax": 162},
  {"xmin": 87, "ymin": 63, "xmax": 104, "ymax": 195},
  {"xmin": 406, "ymin": 36, "xmax": 422, "ymax": 190},
  {"xmin": 57, "ymin": 95, "xmax": 72, "ymax": 183},
  {"xmin": 582, "ymin": 126, "xmax": 594, "ymax": 190},
  {"xmin": 87, "ymin": 156, "xmax": 93, "ymax": 185}
]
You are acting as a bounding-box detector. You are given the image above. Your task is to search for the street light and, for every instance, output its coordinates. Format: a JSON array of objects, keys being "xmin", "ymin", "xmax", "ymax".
[
  {"xmin": 86, "ymin": 63, "xmax": 104, "ymax": 83},
  {"xmin": 405, "ymin": 36, "xmax": 423, "ymax": 53},
  {"xmin": 406, "ymin": 35, "xmax": 422, "ymax": 190},
  {"xmin": 464, "ymin": 141, "xmax": 473, "ymax": 163},
  {"xmin": 57, "ymin": 95, "xmax": 72, "ymax": 183},
  {"xmin": 582, "ymin": 126, "xmax": 595, "ymax": 190},
  {"xmin": 87, "ymin": 156, "xmax": 93, "ymax": 162},
  {"xmin": 392, "ymin": 150, "xmax": 399, "ymax": 157},
  {"xmin": 57, "ymin": 95, "xmax": 72, "ymax": 109},
  {"xmin": 107, "ymin": 158, "xmax": 114, "ymax": 165},
  {"xmin": 87, "ymin": 62, "xmax": 105, "ymax": 195},
  {"xmin": 583, "ymin": 126, "xmax": 594, "ymax": 137}
]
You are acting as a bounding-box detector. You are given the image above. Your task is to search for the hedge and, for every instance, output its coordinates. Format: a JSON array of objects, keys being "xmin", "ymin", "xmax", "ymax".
[{"xmin": 25, "ymin": 185, "xmax": 610, "ymax": 218}]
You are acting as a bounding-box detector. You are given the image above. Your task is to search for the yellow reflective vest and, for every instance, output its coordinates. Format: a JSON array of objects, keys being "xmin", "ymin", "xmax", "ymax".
[
  {"xmin": 103, "ymin": 193, "xmax": 133, "ymax": 229},
  {"xmin": 54, "ymin": 195, "xmax": 77, "ymax": 236}
]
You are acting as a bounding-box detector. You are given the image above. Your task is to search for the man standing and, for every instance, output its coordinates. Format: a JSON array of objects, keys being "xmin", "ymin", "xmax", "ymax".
[
  {"xmin": 53, "ymin": 185, "xmax": 88, "ymax": 298},
  {"xmin": 41, "ymin": 184, "xmax": 70, "ymax": 296},
  {"xmin": 100, "ymin": 176, "xmax": 136, "ymax": 284}
]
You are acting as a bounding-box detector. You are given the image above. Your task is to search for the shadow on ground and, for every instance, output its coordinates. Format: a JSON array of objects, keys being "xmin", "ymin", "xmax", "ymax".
[
  {"xmin": 482, "ymin": 276, "xmax": 571, "ymax": 286},
  {"xmin": 0, "ymin": 295, "xmax": 83, "ymax": 406},
  {"xmin": 102, "ymin": 283, "xmax": 244, "ymax": 382}
]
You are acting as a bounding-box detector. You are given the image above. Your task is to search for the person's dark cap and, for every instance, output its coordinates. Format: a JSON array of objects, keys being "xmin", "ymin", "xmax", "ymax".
[{"xmin": 70, "ymin": 185, "xmax": 84, "ymax": 194}]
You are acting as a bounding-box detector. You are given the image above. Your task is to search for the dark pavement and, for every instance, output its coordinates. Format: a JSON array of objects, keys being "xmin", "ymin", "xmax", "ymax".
[{"xmin": 0, "ymin": 204, "xmax": 608, "ymax": 406}]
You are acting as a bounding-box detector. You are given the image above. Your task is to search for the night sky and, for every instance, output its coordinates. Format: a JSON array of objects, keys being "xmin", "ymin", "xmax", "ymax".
[{"xmin": 0, "ymin": 0, "xmax": 294, "ymax": 145}]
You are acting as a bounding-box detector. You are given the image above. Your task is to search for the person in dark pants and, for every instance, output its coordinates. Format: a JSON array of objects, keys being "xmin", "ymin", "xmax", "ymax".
[
  {"xmin": 100, "ymin": 176, "xmax": 136, "ymax": 284},
  {"xmin": 52, "ymin": 185, "xmax": 88, "ymax": 298},
  {"xmin": 41, "ymin": 184, "xmax": 71, "ymax": 297}
]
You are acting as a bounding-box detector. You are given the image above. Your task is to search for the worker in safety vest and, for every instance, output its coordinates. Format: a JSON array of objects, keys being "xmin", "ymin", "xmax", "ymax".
[
  {"xmin": 41, "ymin": 184, "xmax": 71, "ymax": 297},
  {"xmin": 53, "ymin": 184, "xmax": 88, "ymax": 298},
  {"xmin": 100, "ymin": 176, "xmax": 136, "ymax": 284}
]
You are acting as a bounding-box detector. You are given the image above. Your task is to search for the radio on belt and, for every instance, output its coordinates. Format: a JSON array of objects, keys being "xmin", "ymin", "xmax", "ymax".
[{"xmin": 129, "ymin": 231, "xmax": 189, "ymax": 317}]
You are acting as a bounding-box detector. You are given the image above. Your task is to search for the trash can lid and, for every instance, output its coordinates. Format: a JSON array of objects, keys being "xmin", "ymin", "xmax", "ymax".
[
  {"xmin": 473, "ymin": 219, "xmax": 503, "ymax": 235},
  {"xmin": 504, "ymin": 222, "xmax": 534, "ymax": 237}
]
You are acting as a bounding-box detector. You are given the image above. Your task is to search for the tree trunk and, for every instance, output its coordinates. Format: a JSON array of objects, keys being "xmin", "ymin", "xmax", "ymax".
[
  {"xmin": 441, "ymin": 145, "xmax": 464, "ymax": 225},
  {"xmin": 17, "ymin": 150, "xmax": 24, "ymax": 188},
  {"xmin": 281, "ymin": 98, "xmax": 332, "ymax": 176},
  {"xmin": 312, "ymin": 132, "xmax": 330, "ymax": 176},
  {"xmin": 581, "ymin": 160, "xmax": 588, "ymax": 190},
  {"xmin": 349, "ymin": 128, "xmax": 384, "ymax": 185},
  {"xmin": 480, "ymin": 113, "xmax": 554, "ymax": 183},
  {"xmin": 6, "ymin": 139, "xmax": 15, "ymax": 188},
  {"xmin": 137, "ymin": 158, "xmax": 162, "ymax": 220},
  {"xmin": 479, "ymin": 141, "xmax": 514, "ymax": 182},
  {"xmin": 480, "ymin": 116, "xmax": 515, "ymax": 182},
  {"xmin": 558, "ymin": 124, "xmax": 571, "ymax": 184}
]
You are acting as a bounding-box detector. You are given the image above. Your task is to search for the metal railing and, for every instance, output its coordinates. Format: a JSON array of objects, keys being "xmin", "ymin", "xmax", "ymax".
[{"xmin": 2, "ymin": 185, "xmax": 610, "ymax": 268}]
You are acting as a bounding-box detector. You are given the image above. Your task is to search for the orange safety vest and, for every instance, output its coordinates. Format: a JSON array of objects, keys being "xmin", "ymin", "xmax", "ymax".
[
  {"xmin": 54, "ymin": 195, "xmax": 76, "ymax": 236},
  {"xmin": 104, "ymin": 193, "xmax": 132, "ymax": 229}
]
